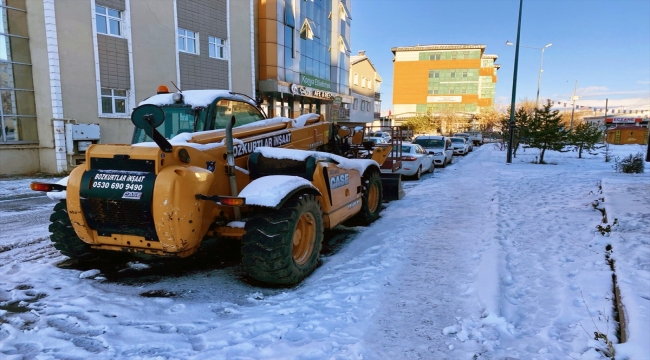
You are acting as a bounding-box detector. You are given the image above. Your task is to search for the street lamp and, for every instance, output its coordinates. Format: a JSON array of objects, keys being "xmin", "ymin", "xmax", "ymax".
[
  {"xmin": 506, "ymin": 41, "xmax": 552, "ymax": 109},
  {"xmin": 506, "ymin": 0, "xmax": 523, "ymax": 164}
]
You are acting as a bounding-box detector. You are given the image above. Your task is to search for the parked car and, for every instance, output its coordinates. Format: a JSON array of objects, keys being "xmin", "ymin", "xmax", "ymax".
[
  {"xmin": 381, "ymin": 142, "xmax": 434, "ymax": 180},
  {"xmin": 364, "ymin": 136, "xmax": 389, "ymax": 145},
  {"xmin": 368, "ymin": 131, "xmax": 391, "ymax": 143},
  {"xmin": 453, "ymin": 133, "xmax": 473, "ymax": 152},
  {"xmin": 449, "ymin": 136, "xmax": 470, "ymax": 156},
  {"xmin": 412, "ymin": 135, "xmax": 453, "ymax": 167}
]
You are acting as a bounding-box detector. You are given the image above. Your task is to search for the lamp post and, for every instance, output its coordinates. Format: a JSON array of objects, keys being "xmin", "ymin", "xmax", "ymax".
[
  {"xmin": 506, "ymin": 41, "xmax": 552, "ymax": 109},
  {"xmin": 506, "ymin": 0, "xmax": 524, "ymax": 164}
]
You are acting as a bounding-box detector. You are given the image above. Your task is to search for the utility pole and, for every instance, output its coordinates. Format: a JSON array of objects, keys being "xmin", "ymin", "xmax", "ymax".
[
  {"xmin": 603, "ymin": 99, "xmax": 608, "ymax": 144},
  {"xmin": 569, "ymin": 80, "xmax": 579, "ymax": 131}
]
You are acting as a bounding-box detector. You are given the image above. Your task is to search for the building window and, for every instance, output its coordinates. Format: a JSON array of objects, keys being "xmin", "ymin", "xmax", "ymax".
[
  {"xmin": 95, "ymin": 5, "xmax": 121, "ymax": 36},
  {"xmin": 429, "ymin": 54, "xmax": 441, "ymax": 60},
  {"xmin": 361, "ymin": 101, "xmax": 365, "ymax": 111},
  {"xmin": 361, "ymin": 78, "xmax": 366, "ymax": 88},
  {"xmin": 434, "ymin": 90, "xmax": 439, "ymax": 94},
  {"xmin": 450, "ymin": 72, "xmax": 456, "ymax": 78},
  {"xmin": 353, "ymin": 98, "xmax": 358, "ymax": 109},
  {"xmin": 209, "ymin": 36, "xmax": 226, "ymax": 59},
  {"xmin": 178, "ymin": 28, "xmax": 198, "ymax": 54},
  {"xmin": 354, "ymin": 73, "xmax": 358, "ymax": 85},
  {"xmin": 462, "ymin": 71, "xmax": 468, "ymax": 78},
  {"xmin": 101, "ymin": 88, "xmax": 127, "ymax": 114}
]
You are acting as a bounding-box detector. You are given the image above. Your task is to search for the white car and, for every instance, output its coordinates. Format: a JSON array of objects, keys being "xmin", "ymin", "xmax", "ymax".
[
  {"xmin": 453, "ymin": 133, "xmax": 473, "ymax": 152},
  {"xmin": 368, "ymin": 131, "xmax": 391, "ymax": 143},
  {"xmin": 449, "ymin": 136, "xmax": 470, "ymax": 156},
  {"xmin": 382, "ymin": 143, "xmax": 434, "ymax": 180},
  {"xmin": 364, "ymin": 137, "xmax": 388, "ymax": 145},
  {"xmin": 412, "ymin": 135, "xmax": 453, "ymax": 167}
]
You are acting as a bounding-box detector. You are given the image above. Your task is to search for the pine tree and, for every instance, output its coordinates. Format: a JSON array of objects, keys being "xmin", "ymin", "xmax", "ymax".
[
  {"xmin": 500, "ymin": 106, "xmax": 533, "ymax": 157},
  {"xmin": 526, "ymin": 102, "xmax": 567, "ymax": 164},
  {"xmin": 568, "ymin": 122, "xmax": 602, "ymax": 158}
]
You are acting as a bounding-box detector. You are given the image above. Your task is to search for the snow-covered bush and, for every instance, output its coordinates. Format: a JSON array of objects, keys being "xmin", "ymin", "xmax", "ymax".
[{"xmin": 613, "ymin": 152, "xmax": 645, "ymax": 173}]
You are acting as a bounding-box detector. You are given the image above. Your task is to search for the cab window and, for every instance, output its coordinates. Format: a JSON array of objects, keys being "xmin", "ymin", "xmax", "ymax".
[{"xmin": 212, "ymin": 100, "xmax": 265, "ymax": 129}]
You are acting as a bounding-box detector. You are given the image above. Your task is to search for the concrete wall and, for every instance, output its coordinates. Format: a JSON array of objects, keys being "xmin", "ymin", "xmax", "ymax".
[
  {"xmin": 230, "ymin": 0, "xmax": 254, "ymax": 96},
  {"xmin": 130, "ymin": 0, "xmax": 177, "ymax": 103},
  {"xmin": 0, "ymin": 148, "xmax": 40, "ymax": 175},
  {"xmin": 25, "ymin": 0, "xmax": 52, "ymax": 173}
]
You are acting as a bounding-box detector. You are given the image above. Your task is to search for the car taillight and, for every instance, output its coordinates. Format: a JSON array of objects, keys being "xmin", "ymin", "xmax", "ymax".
[
  {"xmin": 30, "ymin": 182, "xmax": 66, "ymax": 192},
  {"xmin": 402, "ymin": 156, "xmax": 417, "ymax": 161}
]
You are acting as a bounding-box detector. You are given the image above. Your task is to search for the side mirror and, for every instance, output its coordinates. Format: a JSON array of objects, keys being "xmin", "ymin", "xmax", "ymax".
[
  {"xmin": 131, "ymin": 104, "xmax": 173, "ymax": 152},
  {"xmin": 428, "ymin": 151, "xmax": 435, "ymax": 155}
]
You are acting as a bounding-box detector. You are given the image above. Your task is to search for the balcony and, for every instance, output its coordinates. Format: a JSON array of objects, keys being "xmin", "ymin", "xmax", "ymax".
[{"xmin": 374, "ymin": 92, "xmax": 381, "ymax": 100}]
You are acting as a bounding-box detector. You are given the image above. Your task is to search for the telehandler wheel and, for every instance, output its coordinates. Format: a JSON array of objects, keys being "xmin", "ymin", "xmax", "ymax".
[
  {"xmin": 346, "ymin": 170, "xmax": 382, "ymax": 226},
  {"xmin": 49, "ymin": 200, "xmax": 97, "ymax": 261},
  {"xmin": 241, "ymin": 194, "xmax": 324, "ymax": 285}
]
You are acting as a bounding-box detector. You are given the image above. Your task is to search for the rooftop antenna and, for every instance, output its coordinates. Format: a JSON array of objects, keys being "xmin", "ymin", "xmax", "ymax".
[{"xmin": 170, "ymin": 80, "xmax": 183, "ymax": 93}]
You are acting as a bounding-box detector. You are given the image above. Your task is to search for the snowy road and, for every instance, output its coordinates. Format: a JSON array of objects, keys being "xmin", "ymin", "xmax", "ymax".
[{"xmin": 0, "ymin": 145, "xmax": 644, "ymax": 359}]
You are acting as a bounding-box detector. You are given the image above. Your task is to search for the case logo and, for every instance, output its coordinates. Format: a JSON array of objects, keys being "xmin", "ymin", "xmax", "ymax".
[{"xmin": 329, "ymin": 173, "xmax": 349, "ymax": 190}]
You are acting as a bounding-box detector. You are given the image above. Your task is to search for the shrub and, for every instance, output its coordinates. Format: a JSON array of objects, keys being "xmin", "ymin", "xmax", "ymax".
[{"xmin": 613, "ymin": 152, "xmax": 645, "ymax": 173}]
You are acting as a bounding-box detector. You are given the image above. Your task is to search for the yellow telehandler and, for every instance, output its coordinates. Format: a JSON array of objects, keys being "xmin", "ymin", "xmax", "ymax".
[{"xmin": 32, "ymin": 88, "xmax": 395, "ymax": 285}]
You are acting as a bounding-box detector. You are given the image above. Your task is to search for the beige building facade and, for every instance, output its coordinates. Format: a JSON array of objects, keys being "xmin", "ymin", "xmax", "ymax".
[
  {"xmin": 1, "ymin": 0, "xmax": 254, "ymax": 175},
  {"xmin": 348, "ymin": 50, "xmax": 381, "ymax": 124}
]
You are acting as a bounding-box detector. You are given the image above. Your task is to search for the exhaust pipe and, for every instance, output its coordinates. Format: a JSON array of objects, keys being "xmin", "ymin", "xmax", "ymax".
[{"xmin": 225, "ymin": 116, "xmax": 240, "ymax": 220}]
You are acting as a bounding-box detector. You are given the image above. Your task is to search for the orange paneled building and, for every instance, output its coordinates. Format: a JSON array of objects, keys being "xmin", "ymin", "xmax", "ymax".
[{"xmin": 391, "ymin": 44, "xmax": 499, "ymax": 120}]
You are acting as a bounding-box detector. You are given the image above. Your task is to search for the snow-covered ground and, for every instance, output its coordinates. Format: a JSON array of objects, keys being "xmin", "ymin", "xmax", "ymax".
[{"xmin": 0, "ymin": 143, "xmax": 648, "ymax": 360}]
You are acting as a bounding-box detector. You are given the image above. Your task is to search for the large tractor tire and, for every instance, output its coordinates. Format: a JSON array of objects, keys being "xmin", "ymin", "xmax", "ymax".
[
  {"xmin": 49, "ymin": 201, "xmax": 97, "ymax": 261},
  {"xmin": 346, "ymin": 170, "xmax": 383, "ymax": 226},
  {"xmin": 241, "ymin": 194, "xmax": 324, "ymax": 285}
]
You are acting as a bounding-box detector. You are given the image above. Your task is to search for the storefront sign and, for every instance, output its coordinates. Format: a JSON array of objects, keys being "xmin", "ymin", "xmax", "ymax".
[
  {"xmin": 291, "ymin": 83, "xmax": 334, "ymax": 100},
  {"xmin": 301, "ymin": 74, "xmax": 331, "ymax": 91},
  {"xmin": 427, "ymin": 96, "xmax": 462, "ymax": 103},
  {"xmin": 332, "ymin": 96, "xmax": 342, "ymax": 109},
  {"xmin": 611, "ymin": 117, "xmax": 640, "ymax": 124}
]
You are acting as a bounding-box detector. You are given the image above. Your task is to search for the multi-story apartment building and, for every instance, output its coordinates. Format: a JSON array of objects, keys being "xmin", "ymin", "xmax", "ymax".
[
  {"xmin": 349, "ymin": 50, "xmax": 381, "ymax": 124},
  {"xmin": 257, "ymin": 0, "xmax": 353, "ymax": 120},
  {"xmin": 391, "ymin": 44, "xmax": 499, "ymax": 123},
  {"xmin": 1, "ymin": 0, "xmax": 254, "ymax": 175}
]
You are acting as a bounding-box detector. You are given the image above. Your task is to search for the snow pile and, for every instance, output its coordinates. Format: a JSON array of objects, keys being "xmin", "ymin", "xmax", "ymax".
[
  {"xmin": 238, "ymin": 175, "xmax": 317, "ymax": 207},
  {"xmin": 138, "ymin": 90, "xmax": 250, "ymax": 108},
  {"xmin": 255, "ymin": 147, "xmax": 378, "ymax": 175}
]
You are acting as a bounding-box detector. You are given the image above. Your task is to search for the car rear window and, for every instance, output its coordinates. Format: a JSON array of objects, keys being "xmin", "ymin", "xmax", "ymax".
[
  {"xmin": 414, "ymin": 138, "xmax": 443, "ymax": 148},
  {"xmin": 451, "ymin": 138, "xmax": 465, "ymax": 143}
]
